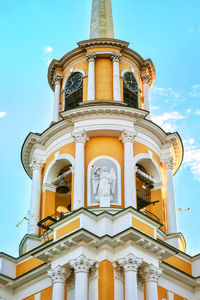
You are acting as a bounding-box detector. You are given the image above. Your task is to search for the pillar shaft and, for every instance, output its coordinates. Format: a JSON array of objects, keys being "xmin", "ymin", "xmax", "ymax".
[
  {"xmin": 72, "ymin": 131, "xmax": 88, "ymax": 209},
  {"xmin": 87, "ymin": 53, "xmax": 96, "ymax": 101},
  {"xmin": 118, "ymin": 254, "xmax": 142, "ymax": 300},
  {"xmin": 70, "ymin": 255, "xmax": 94, "ymax": 300},
  {"xmin": 164, "ymin": 159, "xmax": 177, "ymax": 234},
  {"xmin": 141, "ymin": 264, "xmax": 162, "ymax": 300},
  {"xmin": 28, "ymin": 158, "xmax": 44, "ymax": 235},
  {"xmin": 52, "ymin": 282, "xmax": 65, "ymax": 300},
  {"xmin": 142, "ymin": 74, "xmax": 150, "ymax": 119},
  {"xmin": 52, "ymin": 77, "xmax": 61, "ymax": 123},
  {"xmin": 48, "ymin": 265, "xmax": 71, "ymax": 300},
  {"xmin": 167, "ymin": 291, "xmax": 174, "ymax": 300},
  {"xmin": 112, "ymin": 53, "xmax": 121, "ymax": 101},
  {"xmin": 120, "ymin": 130, "xmax": 137, "ymax": 208}
]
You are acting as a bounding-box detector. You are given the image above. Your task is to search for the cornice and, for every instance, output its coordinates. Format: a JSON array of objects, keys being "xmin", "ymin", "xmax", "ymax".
[
  {"xmin": 77, "ymin": 38, "xmax": 129, "ymax": 50},
  {"xmin": 21, "ymin": 104, "xmax": 183, "ymax": 178}
]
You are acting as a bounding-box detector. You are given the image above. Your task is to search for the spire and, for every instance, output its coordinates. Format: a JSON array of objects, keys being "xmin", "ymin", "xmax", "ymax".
[{"xmin": 90, "ymin": 0, "xmax": 114, "ymax": 39}]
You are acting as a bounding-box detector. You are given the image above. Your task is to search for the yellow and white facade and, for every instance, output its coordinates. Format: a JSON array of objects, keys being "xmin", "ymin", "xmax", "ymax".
[{"xmin": 1, "ymin": 0, "xmax": 200, "ymax": 299}]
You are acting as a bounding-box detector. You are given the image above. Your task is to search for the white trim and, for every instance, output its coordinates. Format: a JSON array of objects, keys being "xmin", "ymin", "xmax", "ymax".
[
  {"xmin": 87, "ymin": 155, "xmax": 121, "ymax": 206},
  {"xmin": 121, "ymin": 68, "xmax": 141, "ymax": 90},
  {"xmin": 133, "ymin": 151, "xmax": 162, "ymax": 188},
  {"xmin": 43, "ymin": 153, "xmax": 75, "ymax": 185},
  {"xmin": 62, "ymin": 68, "xmax": 86, "ymax": 91}
]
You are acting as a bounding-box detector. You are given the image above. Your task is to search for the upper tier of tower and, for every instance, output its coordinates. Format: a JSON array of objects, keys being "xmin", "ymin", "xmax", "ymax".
[{"xmin": 48, "ymin": 38, "xmax": 155, "ymax": 121}]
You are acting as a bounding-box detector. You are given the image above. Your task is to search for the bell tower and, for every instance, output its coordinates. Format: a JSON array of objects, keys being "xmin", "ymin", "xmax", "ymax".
[{"xmin": 2, "ymin": 1, "xmax": 199, "ymax": 300}]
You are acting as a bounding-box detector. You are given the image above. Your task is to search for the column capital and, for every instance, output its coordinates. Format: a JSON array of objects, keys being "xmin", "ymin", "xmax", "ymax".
[
  {"xmin": 119, "ymin": 129, "xmax": 137, "ymax": 144},
  {"xmin": 69, "ymin": 254, "xmax": 94, "ymax": 273},
  {"xmin": 111, "ymin": 52, "xmax": 122, "ymax": 62},
  {"xmin": 48, "ymin": 265, "xmax": 71, "ymax": 284},
  {"xmin": 72, "ymin": 130, "xmax": 89, "ymax": 144},
  {"xmin": 141, "ymin": 73, "xmax": 150, "ymax": 84},
  {"xmin": 140, "ymin": 264, "xmax": 162, "ymax": 283},
  {"xmin": 118, "ymin": 253, "xmax": 143, "ymax": 272},
  {"xmin": 113, "ymin": 262, "xmax": 123, "ymax": 279},
  {"xmin": 86, "ymin": 52, "xmax": 96, "ymax": 62},
  {"xmin": 54, "ymin": 74, "xmax": 63, "ymax": 85},
  {"xmin": 30, "ymin": 155, "xmax": 45, "ymax": 171},
  {"xmin": 162, "ymin": 157, "xmax": 175, "ymax": 170}
]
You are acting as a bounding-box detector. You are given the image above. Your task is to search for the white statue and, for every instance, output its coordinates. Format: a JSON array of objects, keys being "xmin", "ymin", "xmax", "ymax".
[{"xmin": 92, "ymin": 165, "xmax": 116, "ymax": 207}]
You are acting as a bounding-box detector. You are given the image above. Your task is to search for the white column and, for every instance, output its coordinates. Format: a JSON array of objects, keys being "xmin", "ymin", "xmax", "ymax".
[
  {"xmin": 113, "ymin": 262, "xmax": 124, "ymax": 300},
  {"xmin": 112, "ymin": 53, "xmax": 121, "ymax": 101},
  {"xmin": 28, "ymin": 156, "xmax": 45, "ymax": 235},
  {"xmin": 72, "ymin": 130, "xmax": 89, "ymax": 209},
  {"xmin": 163, "ymin": 158, "xmax": 177, "ymax": 234},
  {"xmin": 70, "ymin": 255, "xmax": 94, "ymax": 300},
  {"xmin": 52, "ymin": 75, "xmax": 62, "ymax": 123},
  {"xmin": 120, "ymin": 129, "xmax": 137, "ymax": 208},
  {"xmin": 118, "ymin": 254, "xmax": 142, "ymax": 300},
  {"xmin": 167, "ymin": 291, "xmax": 174, "ymax": 300},
  {"xmin": 142, "ymin": 73, "xmax": 150, "ymax": 119},
  {"xmin": 48, "ymin": 265, "xmax": 71, "ymax": 300},
  {"xmin": 141, "ymin": 264, "xmax": 162, "ymax": 300},
  {"xmin": 87, "ymin": 53, "xmax": 96, "ymax": 101}
]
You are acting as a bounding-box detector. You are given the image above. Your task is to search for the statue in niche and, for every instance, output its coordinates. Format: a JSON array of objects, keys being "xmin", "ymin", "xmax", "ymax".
[{"xmin": 92, "ymin": 165, "xmax": 116, "ymax": 207}]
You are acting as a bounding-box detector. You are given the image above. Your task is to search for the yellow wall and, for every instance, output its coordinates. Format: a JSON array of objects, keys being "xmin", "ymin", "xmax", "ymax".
[
  {"xmin": 98, "ymin": 260, "xmax": 114, "ymax": 300},
  {"xmin": 85, "ymin": 137, "xmax": 124, "ymax": 207},
  {"xmin": 132, "ymin": 217, "xmax": 154, "ymax": 237},
  {"xmin": 95, "ymin": 58, "xmax": 113, "ymax": 100},
  {"xmin": 150, "ymin": 189, "xmax": 164, "ymax": 225},
  {"xmin": 164, "ymin": 256, "xmax": 192, "ymax": 275},
  {"xmin": 56, "ymin": 218, "xmax": 80, "ymax": 239},
  {"xmin": 16, "ymin": 258, "xmax": 44, "ymax": 277},
  {"xmin": 157, "ymin": 286, "xmax": 185, "ymax": 300},
  {"xmin": 23, "ymin": 286, "xmax": 53, "ymax": 300},
  {"xmin": 87, "ymin": 47, "xmax": 120, "ymax": 53},
  {"xmin": 41, "ymin": 190, "xmax": 55, "ymax": 221},
  {"xmin": 133, "ymin": 141, "xmax": 160, "ymax": 166}
]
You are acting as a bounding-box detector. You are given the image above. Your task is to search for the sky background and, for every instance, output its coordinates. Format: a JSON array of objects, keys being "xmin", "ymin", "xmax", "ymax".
[{"xmin": 0, "ymin": 0, "xmax": 200, "ymax": 257}]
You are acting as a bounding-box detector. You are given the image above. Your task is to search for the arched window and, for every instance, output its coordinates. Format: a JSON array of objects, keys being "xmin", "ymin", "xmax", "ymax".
[
  {"xmin": 136, "ymin": 164, "xmax": 153, "ymax": 210},
  {"xmin": 123, "ymin": 72, "xmax": 138, "ymax": 108},
  {"xmin": 64, "ymin": 72, "xmax": 83, "ymax": 110}
]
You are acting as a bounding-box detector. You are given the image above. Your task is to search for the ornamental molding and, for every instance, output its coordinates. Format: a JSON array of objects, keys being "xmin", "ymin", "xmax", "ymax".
[
  {"xmin": 140, "ymin": 264, "xmax": 162, "ymax": 283},
  {"xmin": 113, "ymin": 262, "xmax": 123, "ymax": 280},
  {"xmin": 21, "ymin": 105, "xmax": 183, "ymax": 178},
  {"xmin": 30, "ymin": 155, "xmax": 46, "ymax": 172},
  {"xmin": 86, "ymin": 52, "xmax": 96, "ymax": 62},
  {"xmin": 141, "ymin": 73, "xmax": 150, "ymax": 84},
  {"xmin": 69, "ymin": 254, "xmax": 95, "ymax": 273},
  {"xmin": 161, "ymin": 157, "xmax": 175, "ymax": 170},
  {"xmin": 119, "ymin": 129, "xmax": 137, "ymax": 144},
  {"xmin": 48, "ymin": 265, "xmax": 71, "ymax": 284},
  {"xmin": 111, "ymin": 52, "xmax": 122, "ymax": 62},
  {"xmin": 72, "ymin": 130, "xmax": 89, "ymax": 144},
  {"xmin": 118, "ymin": 253, "xmax": 143, "ymax": 272},
  {"xmin": 78, "ymin": 38, "xmax": 129, "ymax": 50}
]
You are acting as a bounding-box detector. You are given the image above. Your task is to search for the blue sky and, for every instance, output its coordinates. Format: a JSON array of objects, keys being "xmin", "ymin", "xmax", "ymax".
[{"xmin": 0, "ymin": 0, "xmax": 200, "ymax": 257}]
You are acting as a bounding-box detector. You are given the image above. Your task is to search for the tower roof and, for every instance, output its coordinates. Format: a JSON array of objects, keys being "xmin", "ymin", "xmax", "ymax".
[{"xmin": 90, "ymin": 0, "xmax": 114, "ymax": 39}]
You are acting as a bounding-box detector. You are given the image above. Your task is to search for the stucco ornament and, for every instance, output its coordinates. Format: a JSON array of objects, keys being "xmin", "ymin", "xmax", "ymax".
[{"xmin": 92, "ymin": 165, "xmax": 116, "ymax": 207}]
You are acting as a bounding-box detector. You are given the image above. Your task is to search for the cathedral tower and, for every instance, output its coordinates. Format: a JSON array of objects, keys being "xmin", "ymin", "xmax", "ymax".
[{"xmin": 1, "ymin": 1, "xmax": 200, "ymax": 300}]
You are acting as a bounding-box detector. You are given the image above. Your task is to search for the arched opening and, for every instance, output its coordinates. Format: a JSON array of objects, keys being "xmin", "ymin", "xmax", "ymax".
[
  {"xmin": 64, "ymin": 72, "xmax": 83, "ymax": 110},
  {"xmin": 134, "ymin": 156, "xmax": 162, "ymax": 222},
  {"xmin": 123, "ymin": 72, "xmax": 138, "ymax": 108}
]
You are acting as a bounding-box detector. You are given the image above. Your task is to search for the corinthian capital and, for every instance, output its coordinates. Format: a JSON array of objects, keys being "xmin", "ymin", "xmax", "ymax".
[
  {"xmin": 140, "ymin": 264, "xmax": 162, "ymax": 283},
  {"xmin": 86, "ymin": 52, "xmax": 96, "ymax": 62},
  {"xmin": 30, "ymin": 155, "xmax": 45, "ymax": 171},
  {"xmin": 162, "ymin": 157, "xmax": 175, "ymax": 170},
  {"xmin": 72, "ymin": 130, "xmax": 89, "ymax": 144},
  {"xmin": 119, "ymin": 129, "xmax": 137, "ymax": 144},
  {"xmin": 111, "ymin": 52, "xmax": 122, "ymax": 62},
  {"xmin": 69, "ymin": 254, "xmax": 94, "ymax": 273},
  {"xmin": 54, "ymin": 74, "xmax": 63, "ymax": 85},
  {"xmin": 118, "ymin": 253, "xmax": 143, "ymax": 272},
  {"xmin": 48, "ymin": 265, "xmax": 71, "ymax": 284},
  {"xmin": 141, "ymin": 73, "xmax": 150, "ymax": 84}
]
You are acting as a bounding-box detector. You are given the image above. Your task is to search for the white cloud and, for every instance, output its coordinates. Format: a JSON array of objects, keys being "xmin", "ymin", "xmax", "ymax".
[
  {"xmin": 43, "ymin": 46, "xmax": 53, "ymax": 66},
  {"xmin": 44, "ymin": 46, "xmax": 53, "ymax": 54},
  {"xmin": 151, "ymin": 112, "xmax": 185, "ymax": 132},
  {"xmin": 186, "ymin": 109, "xmax": 191, "ymax": 114},
  {"xmin": 0, "ymin": 112, "xmax": 6, "ymax": 118},
  {"xmin": 189, "ymin": 83, "xmax": 200, "ymax": 97},
  {"xmin": 195, "ymin": 110, "xmax": 200, "ymax": 115},
  {"xmin": 183, "ymin": 139, "xmax": 200, "ymax": 181},
  {"xmin": 151, "ymin": 86, "xmax": 180, "ymax": 99}
]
